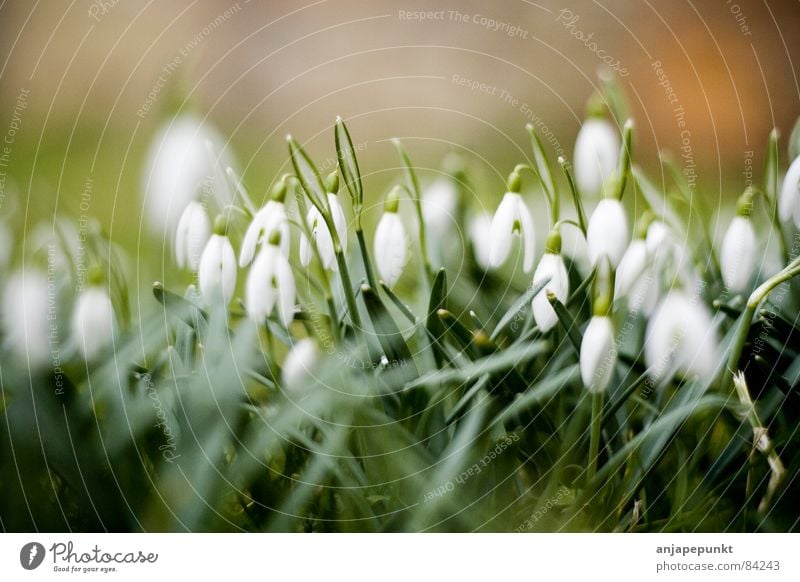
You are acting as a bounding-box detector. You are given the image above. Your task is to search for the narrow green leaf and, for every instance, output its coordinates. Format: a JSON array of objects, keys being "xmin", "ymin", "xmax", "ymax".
[
  {"xmin": 287, "ymin": 135, "xmax": 327, "ymax": 211},
  {"xmin": 490, "ymin": 276, "xmax": 550, "ymax": 341},
  {"xmin": 789, "ymin": 116, "xmax": 800, "ymax": 161},
  {"xmin": 360, "ymin": 284, "xmax": 418, "ymax": 380},
  {"xmin": 334, "ymin": 116, "xmax": 363, "ymax": 208}
]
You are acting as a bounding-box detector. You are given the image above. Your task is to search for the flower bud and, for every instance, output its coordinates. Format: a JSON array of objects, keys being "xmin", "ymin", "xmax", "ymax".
[
  {"xmin": 468, "ymin": 212, "xmax": 493, "ymax": 270},
  {"xmin": 374, "ymin": 189, "xmax": 408, "ymax": 287},
  {"xmin": 488, "ymin": 175, "xmax": 536, "ymax": 272},
  {"xmin": 574, "ymin": 117, "xmax": 620, "ymax": 198},
  {"xmin": 720, "ymin": 214, "xmax": 757, "ymax": 293},
  {"xmin": 580, "ymin": 315, "xmax": 616, "ymax": 393},
  {"xmin": 72, "ymin": 284, "xmax": 115, "ymax": 360},
  {"xmin": 245, "ymin": 235, "xmax": 296, "ymax": 326},
  {"xmin": 300, "ymin": 193, "xmax": 348, "ymax": 271},
  {"xmin": 174, "ymin": 200, "xmax": 210, "ymax": 271},
  {"xmin": 281, "ymin": 338, "xmax": 320, "ymax": 391},
  {"xmin": 239, "ymin": 197, "xmax": 290, "ymax": 268},
  {"xmin": 531, "ymin": 236, "xmax": 569, "ymax": 332},
  {"xmin": 779, "ymin": 155, "xmax": 800, "ymax": 227},
  {"xmin": 587, "ymin": 198, "xmax": 629, "ymax": 268},
  {"xmin": 198, "ymin": 226, "xmax": 237, "ymax": 307}
]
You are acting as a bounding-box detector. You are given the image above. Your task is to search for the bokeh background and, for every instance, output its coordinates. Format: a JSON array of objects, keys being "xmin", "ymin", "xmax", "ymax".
[{"xmin": 1, "ymin": 0, "xmax": 799, "ymax": 276}]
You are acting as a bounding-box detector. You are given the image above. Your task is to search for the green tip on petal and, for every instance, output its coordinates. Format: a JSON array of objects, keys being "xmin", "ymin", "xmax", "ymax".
[
  {"xmin": 325, "ymin": 171, "xmax": 339, "ymax": 194},
  {"xmin": 268, "ymin": 230, "xmax": 282, "ymax": 246},
  {"xmin": 544, "ymin": 228, "xmax": 562, "ymax": 254},
  {"xmin": 385, "ymin": 186, "xmax": 402, "ymax": 213},
  {"xmin": 593, "ymin": 294, "xmax": 612, "ymax": 317},
  {"xmin": 213, "ymin": 214, "xmax": 228, "ymax": 236},
  {"xmin": 271, "ymin": 177, "xmax": 288, "ymax": 203},
  {"xmin": 736, "ymin": 187, "xmax": 755, "ymax": 217}
]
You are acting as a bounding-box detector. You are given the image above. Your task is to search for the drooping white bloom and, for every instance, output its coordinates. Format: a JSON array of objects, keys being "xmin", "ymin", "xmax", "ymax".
[
  {"xmin": 245, "ymin": 241, "xmax": 295, "ymax": 326},
  {"xmin": 2, "ymin": 270, "xmax": 50, "ymax": 368},
  {"xmin": 531, "ymin": 253, "xmax": 570, "ymax": 332},
  {"xmin": 720, "ymin": 215, "xmax": 757, "ymax": 293},
  {"xmin": 282, "ymin": 338, "xmax": 320, "ymax": 391},
  {"xmin": 778, "ymin": 155, "xmax": 800, "ymax": 226},
  {"xmin": 615, "ymin": 239, "xmax": 660, "ymax": 315},
  {"xmin": 142, "ymin": 115, "xmax": 232, "ymax": 234},
  {"xmin": 559, "ymin": 222, "xmax": 591, "ymax": 275},
  {"xmin": 645, "ymin": 290, "xmax": 719, "ymax": 384},
  {"xmin": 574, "ymin": 117, "xmax": 620, "ymax": 198},
  {"xmin": 374, "ymin": 207, "xmax": 408, "ymax": 288},
  {"xmin": 422, "ymin": 178, "xmax": 458, "ymax": 233},
  {"xmin": 299, "ymin": 193, "xmax": 348, "ymax": 271},
  {"xmin": 198, "ymin": 233, "xmax": 237, "ymax": 307},
  {"xmin": 580, "ymin": 315, "xmax": 617, "ymax": 393},
  {"xmin": 587, "ymin": 198, "xmax": 628, "ymax": 268},
  {"xmin": 72, "ymin": 286, "xmax": 115, "ymax": 360},
  {"xmin": 239, "ymin": 200, "xmax": 290, "ymax": 267},
  {"xmin": 174, "ymin": 200, "xmax": 210, "ymax": 271},
  {"xmin": 468, "ymin": 212, "xmax": 493, "ymax": 270},
  {"xmin": 489, "ymin": 192, "xmax": 536, "ymax": 272}
]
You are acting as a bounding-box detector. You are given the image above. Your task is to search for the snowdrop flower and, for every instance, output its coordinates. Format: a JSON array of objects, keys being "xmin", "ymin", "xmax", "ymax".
[
  {"xmin": 239, "ymin": 179, "xmax": 290, "ymax": 267},
  {"xmin": 645, "ymin": 290, "xmax": 719, "ymax": 384},
  {"xmin": 142, "ymin": 115, "xmax": 232, "ymax": 234},
  {"xmin": 587, "ymin": 198, "xmax": 628, "ymax": 268},
  {"xmin": 615, "ymin": 239, "xmax": 648, "ymax": 298},
  {"xmin": 469, "ymin": 212, "xmax": 493, "ymax": 270},
  {"xmin": 580, "ymin": 310, "xmax": 617, "ymax": 393},
  {"xmin": 245, "ymin": 232, "xmax": 295, "ymax": 326},
  {"xmin": 720, "ymin": 194, "xmax": 757, "ymax": 293},
  {"xmin": 422, "ymin": 178, "xmax": 458, "ymax": 232},
  {"xmin": 373, "ymin": 187, "xmax": 408, "ymax": 288},
  {"xmin": 174, "ymin": 200, "xmax": 210, "ymax": 271},
  {"xmin": 198, "ymin": 217, "xmax": 237, "ymax": 307},
  {"xmin": 282, "ymin": 338, "xmax": 320, "ymax": 391},
  {"xmin": 574, "ymin": 117, "xmax": 620, "ymax": 198},
  {"xmin": 299, "ymin": 191, "xmax": 348, "ymax": 271},
  {"xmin": 531, "ymin": 230, "xmax": 569, "ymax": 332},
  {"xmin": 489, "ymin": 171, "xmax": 536, "ymax": 273},
  {"xmin": 559, "ymin": 222, "xmax": 591, "ymax": 275},
  {"xmin": 778, "ymin": 155, "xmax": 800, "ymax": 226},
  {"xmin": 72, "ymin": 278, "xmax": 115, "ymax": 360},
  {"xmin": 2, "ymin": 269, "xmax": 50, "ymax": 368}
]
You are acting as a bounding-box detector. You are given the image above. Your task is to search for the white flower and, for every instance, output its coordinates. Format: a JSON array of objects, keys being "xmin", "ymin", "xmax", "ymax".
[
  {"xmin": 468, "ymin": 212, "xmax": 493, "ymax": 270},
  {"xmin": 720, "ymin": 215, "xmax": 757, "ymax": 293},
  {"xmin": 779, "ymin": 155, "xmax": 800, "ymax": 226},
  {"xmin": 282, "ymin": 338, "xmax": 320, "ymax": 390},
  {"xmin": 489, "ymin": 192, "xmax": 536, "ymax": 272},
  {"xmin": 422, "ymin": 178, "xmax": 458, "ymax": 232},
  {"xmin": 559, "ymin": 222, "xmax": 591, "ymax": 275},
  {"xmin": 2, "ymin": 270, "xmax": 50, "ymax": 368},
  {"xmin": 531, "ymin": 253, "xmax": 569, "ymax": 332},
  {"xmin": 614, "ymin": 238, "xmax": 659, "ymax": 314},
  {"xmin": 198, "ymin": 234, "xmax": 237, "ymax": 307},
  {"xmin": 239, "ymin": 200, "xmax": 290, "ymax": 267},
  {"xmin": 374, "ymin": 208, "xmax": 408, "ymax": 288},
  {"xmin": 587, "ymin": 198, "xmax": 628, "ymax": 267},
  {"xmin": 174, "ymin": 200, "xmax": 210, "ymax": 271},
  {"xmin": 142, "ymin": 115, "xmax": 232, "ymax": 234},
  {"xmin": 580, "ymin": 315, "xmax": 617, "ymax": 393},
  {"xmin": 299, "ymin": 193, "xmax": 348, "ymax": 271},
  {"xmin": 574, "ymin": 117, "xmax": 620, "ymax": 198},
  {"xmin": 72, "ymin": 286, "xmax": 115, "ymax": 360},
  {"xmin": 245, "ymin": 241, "xmax": 295, "ymax": 326},
  {"xmin": 645, "ymin": 290, "xmax": 719, "ymax": 384}
]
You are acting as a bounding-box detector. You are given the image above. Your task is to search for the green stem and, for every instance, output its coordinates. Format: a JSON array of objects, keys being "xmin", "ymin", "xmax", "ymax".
[
  {"xmin": 334, "ymin": 248, "xmax": 362, "ymax": 332},
  {"xmin": 724, "ymin": 257, "xmax": 800, "ymax": 389},
  {"xmin": 559, "ymin": 157, "xmax": 587, "ymax": 234},
  {"xmin": 356, "ymin": 228, "xmax": 379, "ymax": 290},
  {"xmin": 587, "ymin": 391, "xmax": 604, "ymax": 485}
]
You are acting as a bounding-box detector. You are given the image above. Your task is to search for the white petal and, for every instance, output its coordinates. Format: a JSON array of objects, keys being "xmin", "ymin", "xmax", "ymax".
[
  {"xmin": 574, "ymin": 118, "xmax": 620, "ymax": 198},
  {"xmin": 2, "ymin": 270, "xmax": 50, "ymax": 367},
  {"xmin": 587, "ymin": 198, "xmax": 628, "ymax": 267},
  {"xmin": 469, "ymin": 212, "xmax": 493, "ymax": 270},
  {"xmin": 245, "ymin": 246, "xmax": 278, "ymax": 322},
  {"xmin": 175, "ymin": 200, "xmax": 210, "ymax": 271},
  {"xmin": 489, "ymin": 193, "xmax": 519, "ymax": 268},
  {"xmin": 374, "ymin": 213, "xmax": 408, "ymax": 287},
  {"xmin": 282, "ymin": 338, "xmax": 319, "ymax": 390},
  {"xmin": 239, "ymin": 201, "xmax": 288, "ymax": 268},
  {"xmin": 559, "ymin": 222, "xmax": 591, "ymax": 275},
  {"xmin": 72, "ymin": 287, "xmax": 115, "ymax": 360},
  {"xmin": 276, "ymin": 254, "xmax": 296, "ymax": 327},
  {"xmin": 531, "ymin": 253, "xmax": 569, "ymax": 332},
  {"xmin": 422, "ymin": 178, "xmax": 457, "ymax": 233},
  {"xmin": 198, "ymin": 235, "xmax": 237, "ymax": 306},
  {"xmin": 580, "ymin": 316, "xmax": 617, "ymax": 393},
  {"xmin": 516, "ymin": 195, "xmax": 537, "ymax": 273},
  {"xmin": 615, "ymin": 240, "xmax": 648, "ymax": 298},
  {"xmin": 299, "ymin": 232, "xmax": 313, "ymax": 267},
  {"xmin": 720, "ymin": 216, "xmax": 757, "ymax": 292},
  {"xmin": 779, "ymin": 156, "xmax": 800, "ymax": 224}
]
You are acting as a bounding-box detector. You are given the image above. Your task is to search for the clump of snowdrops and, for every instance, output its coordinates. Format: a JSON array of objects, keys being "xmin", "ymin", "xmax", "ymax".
[{"xmin": 2, "ymin": 83, "xmax": 800, "ymax": 532}]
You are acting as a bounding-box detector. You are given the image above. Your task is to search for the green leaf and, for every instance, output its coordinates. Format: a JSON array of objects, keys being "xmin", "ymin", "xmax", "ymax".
[
  {"xmin": 789, "ymin": 116, "xmax": 800, "ymax": 160},
  {"xmin": 764, "ymin": 128, "xmax": 780, "ymax": 203},
  {"xmin": 361, "ymin": 284, "xmax": 419, "ymax": 381},
  {"xmin": 334, "ymin": 116, "xmax": 363, "ymax": 208},
  {"xmin": 490, "ymin": 276, "xmax": 550, "ymax": 341},
  {"xmin": 287, "ymin": 135, "xmax": 327, "ymax": 211},
  {"xmin": 526, "ymin": 124, "xmax": 557, "ymax": 203},
  {"xmin": 152, "ymin": 282, "xmax": 207, "ymax": 333}
]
